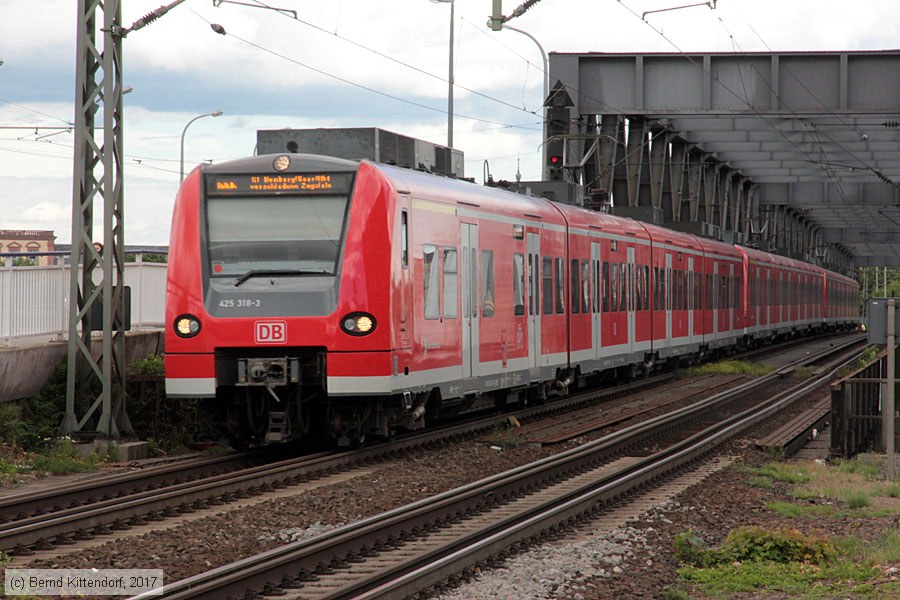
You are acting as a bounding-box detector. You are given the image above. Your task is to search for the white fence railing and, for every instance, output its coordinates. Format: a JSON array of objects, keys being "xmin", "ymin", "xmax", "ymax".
[{"xmin": 0, "ymin": 260, "xmax": 167, "ymax": 345}]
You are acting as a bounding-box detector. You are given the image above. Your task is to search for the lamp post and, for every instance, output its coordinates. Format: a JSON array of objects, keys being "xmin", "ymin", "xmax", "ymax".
[
  {"xmin": 180, "ymin": 110, "xmax": 223, "ymax": 183},
  {"xmin": 431, "ymin": 0, "xmax": 454, "ymax": 149},
  {"xmin": 498, "ymin": 23, "xmax": 548, "ymax": 115},
  {"xmin": 489, "ymin": 21, "xmax": 549, "ymax": 176}
]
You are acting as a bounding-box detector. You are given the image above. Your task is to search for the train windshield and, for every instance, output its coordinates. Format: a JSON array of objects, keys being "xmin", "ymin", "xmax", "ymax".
[{"xmin": 206, "ymin": 193, "xmax": 349, "ymax": 277}]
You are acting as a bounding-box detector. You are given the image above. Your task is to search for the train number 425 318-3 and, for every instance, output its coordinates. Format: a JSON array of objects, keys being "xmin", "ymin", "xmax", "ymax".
[{"xmin": 219, "ymin": 299, "xmax": 262, "ymax": 308}]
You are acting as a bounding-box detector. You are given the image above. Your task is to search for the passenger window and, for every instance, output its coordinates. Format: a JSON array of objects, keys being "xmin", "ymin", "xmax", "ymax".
[
  {"xmin": 401, "ymin": 211, "xmax": 408, "ymax": 268},
  {"xmin": 610, "ymin": 263, "xmax": 618, "ymax": 312},
  {"xmin": 602, "ymin": 262, "xmax": 610, "ymax": 312},
  {"xmin": 644, "ymin": 265, "xmax": 650, "ymax": 311},
  {"xmin": 542, "ymin": 256, "xmax": 553, "ymax": 315},
  {"xmin": 513, "ymin": 253, "xmax": 525, "ymax": 316},
  {"xmin": 635, "ymin": 266, "xmax": 643, "ymax": 311},
  {"xmin": 571, "ymin": 259, "xmax": 580, "ymax": 314},
  {"xmin": 482, "ymin": 250, "xmax": 495, "ymax": 318},
  {"xmin": 443, "ymin": 248, "xmax": 458, "ymax": 319},
  {"xmin": 423, "ymin": 245, "xmax": 439, "ymax": 320},
  {"xmin": 555, "ymin": 257, "xmax": 565, "ymax": 314},
  {"xmin": 619, "ymin": 263, "xmax": 627, "ymax": 312},
  {"xmin": 582, "ymin": 260, "xmax": 591, "ymax": 314}
]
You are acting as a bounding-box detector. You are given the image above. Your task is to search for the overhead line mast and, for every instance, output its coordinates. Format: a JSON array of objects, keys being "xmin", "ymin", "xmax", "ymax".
[{"xmin": 64, "ymin": 0, "xmax": 186, "ymax": 440}]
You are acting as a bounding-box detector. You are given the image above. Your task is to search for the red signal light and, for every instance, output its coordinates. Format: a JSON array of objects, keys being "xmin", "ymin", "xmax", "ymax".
[{"xmin": 550, "ymin": 155, "xmax": 562, "ymax": 164}]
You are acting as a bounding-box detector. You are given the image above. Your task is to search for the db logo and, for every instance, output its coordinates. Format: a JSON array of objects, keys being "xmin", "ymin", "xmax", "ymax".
[{"xmin": 255, "ymin": 320, "xmax": 287, "ymax": 344}]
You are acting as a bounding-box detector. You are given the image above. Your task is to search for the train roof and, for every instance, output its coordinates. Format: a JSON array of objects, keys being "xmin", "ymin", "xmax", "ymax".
[{"xmin": 373, "ymin": 161, "xmax": 565, "ymax": 223}]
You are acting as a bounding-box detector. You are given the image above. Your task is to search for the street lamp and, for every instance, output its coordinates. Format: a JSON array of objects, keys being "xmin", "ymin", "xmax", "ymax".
[
  {"xmin": 493, "ymin": 23, "xmax": 548, "ymax": 115},
  {"xmin": 431, "ymin": 0, "xmax": 454, "ymax": 149},
  {"xmin": 180, "ymin": 110, "xmax": 223, "ymax": 183},
  {"xmin": 489, "ymin": 21, "xmax": 549, "ymax": 176}
]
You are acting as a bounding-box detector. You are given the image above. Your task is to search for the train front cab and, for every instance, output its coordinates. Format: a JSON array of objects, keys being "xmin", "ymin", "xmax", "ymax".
[{"xmin": 165, "ymin": 155, "xmax": 402, "ymax": 447}]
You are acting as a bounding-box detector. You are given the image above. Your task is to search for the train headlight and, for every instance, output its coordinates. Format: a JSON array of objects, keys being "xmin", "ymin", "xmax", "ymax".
[
  {"xmin": 341, "ymin": 312, "xmax": 376, "ymax": 336},
  {"xmin": 174, "ymin": 314, "xmax": 202, "ymax": 338}
]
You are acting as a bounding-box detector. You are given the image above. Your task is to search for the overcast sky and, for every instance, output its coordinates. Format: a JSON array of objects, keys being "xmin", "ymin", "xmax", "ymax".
[{"xmin": 2, "ymin": 0, "xmax": 899, "ymax": 245}]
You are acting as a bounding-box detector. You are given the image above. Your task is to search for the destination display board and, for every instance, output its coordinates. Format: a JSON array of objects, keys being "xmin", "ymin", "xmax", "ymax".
[{"xmin": 207, "ymin": 172, "xmax": 354, "ymax": 196}]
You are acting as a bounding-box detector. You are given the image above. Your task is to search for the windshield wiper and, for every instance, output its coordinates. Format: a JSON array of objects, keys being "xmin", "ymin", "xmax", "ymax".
[{"xmin": 233, "ymin": 269, "xmax": 331, "ymax": 287}]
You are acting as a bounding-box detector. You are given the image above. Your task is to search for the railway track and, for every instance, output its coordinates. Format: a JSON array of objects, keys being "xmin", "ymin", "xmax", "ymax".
[
  {"xmin": 1, "ymin": 333, "xmax": 861, "ymax": 559},
  {"xmin": 149, "ymin": 334, "xmax": 864, "ymax": 599},
  {"xmin": 0, "ymin": 369, "xmax": 675, "ymax": 556}
]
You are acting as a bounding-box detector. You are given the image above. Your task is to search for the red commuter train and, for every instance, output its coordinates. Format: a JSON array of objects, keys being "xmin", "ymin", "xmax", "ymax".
[{"xmin": 165, "ymin": 153, "xmax": 859, "ymax": 448}]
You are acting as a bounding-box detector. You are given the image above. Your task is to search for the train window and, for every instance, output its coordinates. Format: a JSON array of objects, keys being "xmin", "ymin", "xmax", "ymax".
[
  {"xmin": 423, "ymin": 245, "xmax": 440, "ymax": 320},
  {"xmin": 206, "ymin": 193, "xmax": 348, "ymax": 276},
  {"xmin": 643, "ymin": 266, "xmax": 650, "ymax": 311},
  {"xmin": 635, "ymin": 266, "xmax": 643, "ymax": 311},
  {"xmin": 593, "ymin": 261, "xmax": 600, "ymax": 313},
  {"xmin": 470, "ymin": 248, "xmax": 477, "ymax": 318},
  {"xmin": 513, "ymin": 253, "xmax": 525, "ymax": 316},
  {"xmin": 482, "ymin": 250, "xmax": 495, "ymax": 318},
  {"xmin": 619, "ymin": 263, "xmax": 627, "ymax": 312},
  {"xmin": 443, "ymin": 248, "xmax": 458, "ymax": 319},
  {"xmin": 602, "ymin": 262, "xmax": 610, "ymax": 312},
  {"xmin": 581, "ymin": 260, "xmax": 591, "ymax": 314},
  {"xmin": 571, "ymin": 259, "xmax": 580, "ymax": 314},
  {"xmin": 542, "ymin": 256, "xmax": 553, "ymax": 315},
  {"xmin": 653, "ymin": 267, "xmax": 659, "ymax": 310},
  {"xmin": 527, "ymin": 255, "xmax": 535, "ymax": 315},
  {"xmin": 555, "ymin": 258, "xmax": 565, "ymax": 314},
  {"xmin": 609, "ymin": 263, "xmax": 618, "ymax": 312},
  {"xmin": 401, "ymin": 211, "xmax": 408, "ymax": 268}
]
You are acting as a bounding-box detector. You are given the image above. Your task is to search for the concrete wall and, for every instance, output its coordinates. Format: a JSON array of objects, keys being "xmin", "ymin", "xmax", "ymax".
[{"xmin": 0, "ymin": 330, "xmax": 164, "ymax": 403}]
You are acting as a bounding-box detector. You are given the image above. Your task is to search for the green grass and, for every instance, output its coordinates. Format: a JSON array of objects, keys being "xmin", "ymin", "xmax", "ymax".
[
  {"xmin": 832, "ymin": 457, "xmax": 883, "ymax": 481},
  {"xmin": 678, "ymin": 560, "xmax": 888, "ymax": 598},
  {"xmin": 742, "ymin": 462, "xmax": 812, "ymax": 484},
  {"xmin": 677, "ymin": 529, "xmax": 900, "ymax": 598},
  {"xmin": 678, "ymin": 456, "xmax": 900, "ymax": 598},
  {"xmin": 748, "ymin": 475, "xmax": 773, "ymax": 488},
  {"xmin": 689, "ymin": 360, "xmax": 773, "ymax": 377},
  {"xmin": 26, "ymin": 439, "xmax": 102, "ymax": 475}
]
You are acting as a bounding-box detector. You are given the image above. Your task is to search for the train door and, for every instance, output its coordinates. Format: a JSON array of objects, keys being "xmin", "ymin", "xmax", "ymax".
[
  {"xmin": 460, "ymin": 223, "xmax": 479, "ymax": 379},
  {"xmin": 398, "ymin": 198, "xmax": 412, "ymax": 350},
  {"xmin": 627, "ymin": 246, "xmax": 636, "ymax": 354},
  {"xmin": 728, "ymin": 262, "xmax": 735, "ymax": 333},
  {"xmin": 713, "ymin": 261, "xmax": 720, "ymax": 337},
  {"xmin": 687, "ymin": 256, "xmax": 696, "ymax": 343},
  {"xmin": 527, "ymin": 232, "xmax": 542, "ymax": 372},
  {"xmin": 665, "ymin": 253, "xmax": 673, "ymax": 341},
  {"xmin": 591, "ymin": 242, "xmax": 602, "ymax": 360}
]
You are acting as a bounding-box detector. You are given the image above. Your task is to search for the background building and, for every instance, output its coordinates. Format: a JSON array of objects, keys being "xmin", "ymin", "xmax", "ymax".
[{"xmin": 0, "ymin": 230, "xmax": 56, "ymax": 265}]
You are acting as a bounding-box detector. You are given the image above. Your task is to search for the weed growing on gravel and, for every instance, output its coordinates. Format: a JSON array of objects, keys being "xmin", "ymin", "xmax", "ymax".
[
  {"xmin": 673, "ymin": 530, "xmax": 712, "ymax": 567},
  {"xmin": 845, "ymin": 491, "xmax": 871, "ymax": 509},
  {"xmin": 28, "ymin": 438, "xmax": 102, "ymax": 474},
  {"xmin": 679, "ymin": 560, "xmax": 881, "ymax": 597},
  {"xmin": 766, "ymin": 499, "xmax": 893, "ymax": 519},
  {"xmin": 674, "ymin": 527, "xmax": 893, "ymax": 597},
  {"xmin": 742, "ymin": 462, "xmax": 811, "ymax": 484},
  {"xmin": 748, "ymin": 475, "xmax": 773, "ymax": 488},
  {"xmin": 792, "ymin": 365, "xmax": 815, "ymax": 379},
  {"xmin": 688, "ymin": 360, "xmax": 773, "ymax": 377},
  {"xmin": 833, "ymin": 457, "xmax": 883, "ymax": 480},
  {"xmin": 884, "ymin": 482, "xmax": 900, "ymax": 498}
]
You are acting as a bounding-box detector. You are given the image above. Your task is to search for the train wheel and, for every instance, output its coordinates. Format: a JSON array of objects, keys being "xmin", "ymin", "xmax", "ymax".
[{"xmin": 352, "ymin": 431, "xmax": 366, "ymax": 448}]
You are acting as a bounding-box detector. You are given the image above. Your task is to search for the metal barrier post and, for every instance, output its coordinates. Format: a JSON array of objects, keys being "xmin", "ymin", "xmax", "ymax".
[{"xmin": 887, "ymin": 299, "xmax": 896, "ymax": 479}]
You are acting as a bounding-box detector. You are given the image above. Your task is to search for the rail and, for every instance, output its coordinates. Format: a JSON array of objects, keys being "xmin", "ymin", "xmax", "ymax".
[{"xmin": 0, "ymin": 255, "xmax": 166, "ymax": 345}]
